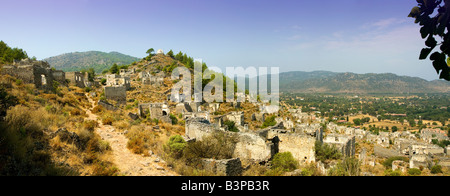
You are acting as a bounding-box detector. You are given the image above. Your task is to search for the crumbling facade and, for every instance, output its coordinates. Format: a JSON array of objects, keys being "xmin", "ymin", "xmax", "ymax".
[
  {"xmin": 66, "ymin": 71, "xmax": 90, "ymax": 88},
  {"xmin": 1, "ymin": 59, "xmax": 66, "ymax": 91},
  {"xmin": 104, "ymin": 86, "xmax": 127, "ymax": 104},
  {"xmin": 138, "ymin": 103, "xmax": 172, "ymax": 124},
  {"xmin": 185, "ymin": 118, "xmax": 320, "ymax": 165},
  {"xmin": 267, "ymin": 129, "xmax": 317, "ymax": 165},
  {"xmin": 106, "ymin": 74, "xmax": 131, "ymax": 90},
  {"xmin": 323, "ymin": 134, "xmax": 356, "ymax": 157},
  {"xmin": 201, "ymin": 158, "xmax": 243, "ymax": 176},
  {"xmin": 226, "ymin": 112, "xmax": 245, "ymax": 126},
  {"xmin": 140, "ymin": 71, "xmax": 164, "ymax": 87},
  {"xmin": 119, "ymin": 68, "xmax": 135, "ymax": 77}
]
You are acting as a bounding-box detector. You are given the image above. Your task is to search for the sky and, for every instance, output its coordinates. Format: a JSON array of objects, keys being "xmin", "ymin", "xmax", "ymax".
[{"xmin": 0, "ymin": 0, "xmax": 442, "ymax": 81}]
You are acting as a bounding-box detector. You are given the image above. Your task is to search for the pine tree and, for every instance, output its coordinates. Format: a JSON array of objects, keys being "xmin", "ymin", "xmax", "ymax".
[
  {"xmin": 175, "ymin": 52, "xmax": 183, "ymax": 61},
  {"xmin": 110, "ymin": 63, "xmax": 119, "ymax": 74},
  {"xmin": 167, "ymin": 50, "xmax": 174, "ymax": 58}
]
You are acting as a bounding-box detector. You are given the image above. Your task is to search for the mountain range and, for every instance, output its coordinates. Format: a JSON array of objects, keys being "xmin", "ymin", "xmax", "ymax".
[
  {"xmin": 278, "ymin": 71, "xmax": 450, "ymax": 94},
  {"xmin": 44, "ymin": 51, "xmax": 140, "ymax": 73},
  {"xmin": 43, "ymin": 51, "xmax": 450, "ymax": 94}
]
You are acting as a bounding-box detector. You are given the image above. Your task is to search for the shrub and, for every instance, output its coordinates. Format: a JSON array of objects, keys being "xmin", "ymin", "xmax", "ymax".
[
  {"xmin": 83, "ymin": 120, "xmax": 99, "ymax": 132},
  {"xmin": 92, "ymin": 160, "xmax": 120, "ymax": 176},
  {"xmin": 167, "ymin": 135, "xmax": 186, "ymax": 158},
  {"xmin": 5, "ymin": 105, "xmax": 43, "ymax": 137},
  {"xmin": 152, "ymin": 118, "xmax": 159, "ymax": 125},
  {"xmin": 125, "ymin": 104, "xmax": 133, "ymax": 110},
  {"xmin": 183, "ymin": 133, "xmax": 237, "ymax": 165},
  {"xmin": 169, "ymin": 114, "xmax": 178, "ymax": 125},
  {"xmin": 70, "ymin": 108, "xmax": 84, "ymax": 116},
  {"xmin": 261, "ymin": 115, "xmax": 277, "ymax": 128},
  {"xmin": 15, "ymin": 79, "xmax": 22, "ymax": 86},
  {"xmin": 328, "ymin": 157, "xmax": 361, "ymax": 176},
  {"xmin": 384, "ymin": 169, "xmax": 403, "ymax": 176},
  {"xmin": 431, "ymin": 165, "xmax": 443, "ymax": 174},
  {"xmin": 243, "ymin": 164, "xmax": 268, "ymax": 176},
  {"xmin": 92, "ymin": 105, "xmax": 103, "ymax": 114},
  {"xmin": 382, "ymin": 156, "xmax": 409, "ymax": 169},
  {"xmin": 408, "ymin": 168, "xmax": 422, "ymax": 176},
  {"xmin": 100, "ymin": 78, "xmax": 107, "ymax": 85},
  {"xmin": 102, "ymin": 116, "xmax": 114, "ymax": 125},
  {"xmin": 126, "ymin": 126, "xmax": 153, "ymax": 156},
  {"xmin": 271, "ymin": 152, "xmax": 298, "ymax": 172},
  {"xmin": 315, "ymin": 141, "xmax": 342, "ymax": 162},
  {"xmin": 264, "ymin": 168, "xmax": 286, "ymax": 176},
  {"xmin": 224, "ymin": 120, "xmax": 239, "ymax": 132},
  {"xmin": 299, "ymin": 163, "xmax": 323, "ymax": 176}
]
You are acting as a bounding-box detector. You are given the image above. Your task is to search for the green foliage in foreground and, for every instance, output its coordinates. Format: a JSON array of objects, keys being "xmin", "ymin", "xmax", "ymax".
[
  {"xmin": 271, "ymin": 152, "xmax": 299, "ymax": 173},
  {"xmin": 167, "ymin": 135, "xmax": 186, "ymax": 158},
  {"xmin": 315, "ymin": 141, "xmax": 342, "ymax": 162},
  {"xmin": 328, "ymin": 157, "xmax": 361, "ymax": 176},
  {"xmin": 0, "ymin": 41, "xmax": 28, "ymax": 65}
]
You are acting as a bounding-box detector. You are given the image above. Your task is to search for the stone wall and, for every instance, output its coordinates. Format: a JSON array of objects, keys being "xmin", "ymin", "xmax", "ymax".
[
  {"xmin": 202, "ymin": 158, "xmax": 243, "ymax": 176},
  {"xmin": 323, "ymin": 134, "xmax": 356, "ymax": 157},
  {"xmin": 66, "ymin": 72, "xmax": 88, "ymax": 88},
  {"xmin": 104, "ymin": 86, "xmax": 127, "ymax": 103},
  {"xmin": 373, "ymin": 145, "xmax": 402, "ymax": 158},
  {"xmin": 1, "ymin": 60, "xmax": 66, "ymax": 91},
  {"xmin": 410, "ymin": 154, "xmax": 432, "ymax": 169},
  {"xmin": 106, "ymin": 74, "xmax": 131, "ymax": 90},
  {"xmin": 176, "ymin": 103, "xmax": 193, "ymax": 114},
  {"xmin": 252, "ymin": 113, "xmax": 266, "ymax": 122},
  {"xmin": 233, "ymin": 131, "xmax": 274, "ymax": 163},
  {"xmin": 185, "ymin": 118, "xmax": 218, "ymax": 140},
  {"xmin": 268, "ymin": 130, "xmax": 316, "ymax": 165},
  {"xmin": 226, "ymin": 112, "xmax": 244, "ymax": 126},
  {"xmin": 98, "ymin": 100, "xmax": 118, "ymax": 111}
]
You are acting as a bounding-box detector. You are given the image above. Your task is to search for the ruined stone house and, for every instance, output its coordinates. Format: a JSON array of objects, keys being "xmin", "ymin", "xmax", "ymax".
[
  {"xmin": 1, "ymin": 59, "xmax": 66, "ymax": 91},
  {"xmin": 175, "ymin": 102, "xmax": 193, "ymax": 114},
  {"xmin": 183, "ymin": 112, "xmax": 210, "ymax": 122},
  {"xmin": 140, "ymin": 71, "xmax": 164, "ymax": 87},
  {"xmin": 106, "ymin": 74, "xmax": 131, "ymax": 90},
  {"xmin": 421, "ymin": 129, "xmax": 449, "ymax": 144},
  {"xmin": 252, "ymin": 113, "xmax": 266, "ymax": 122},
  {"xmin": 119, "ymin": 68, "xmax": 135, "ymax": 77},
  {"xmin": 226, "ymin": 111, "xmax": 245, "ymax": 126},
  {"xmin": 138, "ymin": 102, "xmax": 172, "ymax": 124},
  {"xmin": 323, "ymin": 134, "xmax": 356, "ymax": 157},
  {"xmin": 185, "ymin": 118, "xmax": 321, "ymax": 165},
  {"xmin": 65, "ymin": 71, "xmax": 90, "ymax": 88},
  {"xmin": 201, "ymin": 158, "xmax": 243, "ymax": 176}
]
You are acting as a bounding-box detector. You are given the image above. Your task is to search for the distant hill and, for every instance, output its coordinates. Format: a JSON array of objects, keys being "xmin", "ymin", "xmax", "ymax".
[
  {"xmin": 279, "ymin": 71, "xmax": 450, "ymax": 94},
  {"xmin": 44, "ymin": 51, "xmax": 140, "ymax": 73}
]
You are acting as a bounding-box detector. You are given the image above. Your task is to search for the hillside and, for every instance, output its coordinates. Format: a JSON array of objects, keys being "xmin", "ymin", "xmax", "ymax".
[
  {"xmin": 44, "ymin": 51, "xmax": 140, "ymax": 73},
  {"xmin": 279, "ymin": 71, "xmax": 450, "ymax": 94}
]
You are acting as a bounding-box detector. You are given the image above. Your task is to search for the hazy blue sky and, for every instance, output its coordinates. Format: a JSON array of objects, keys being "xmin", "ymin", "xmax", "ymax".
[{"xmin": 0, "ymin": 0, "xmax": 441, "ymax": 80}]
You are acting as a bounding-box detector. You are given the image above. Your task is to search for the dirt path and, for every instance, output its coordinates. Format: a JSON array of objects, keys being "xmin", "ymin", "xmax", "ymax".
[{"xmin": 84, "ymin": 94, "xmax": 177, "ymax": 176}]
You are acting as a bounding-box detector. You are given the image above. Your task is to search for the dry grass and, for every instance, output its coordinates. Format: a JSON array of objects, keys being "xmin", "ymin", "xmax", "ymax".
[
  {"xmin": 83, "ymin": 120, "xmax": 99, "ymax": 132},
  {"xmin": 0, "ymin": 74, "xmax": 119, "ymax": 176},
  {"xmin": 92, "ymin": 105, "xmax": 104, "ymax": 114},
  {"xmin": 125, "ymin": 125, "xmax": 155, "ymax": 156},
  {"xmin": 243, "ymin": 163, "xmax": 269, "ymax": 176},
  {"xmin": 101, "ymin": 116, "xmax": 114, "ymax": 126},
  {"xmin": 113, "ymin": 120, "xmax": 130, "ymax": 131}
]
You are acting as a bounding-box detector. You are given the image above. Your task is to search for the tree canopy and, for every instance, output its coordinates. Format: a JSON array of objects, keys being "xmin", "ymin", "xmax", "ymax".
[
  {"xmin": 0, "ymin": 41, "xmax": 28, "ymax": 64},
  {"xmin": 409, "ymin": 0, "xmax": 450, "ymax": 81}
]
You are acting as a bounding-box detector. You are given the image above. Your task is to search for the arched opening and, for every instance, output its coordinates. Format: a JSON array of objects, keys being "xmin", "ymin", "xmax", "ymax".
[{"xmin": 41, "ymin": 75, "xmax": 47, "ymax": 85}]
